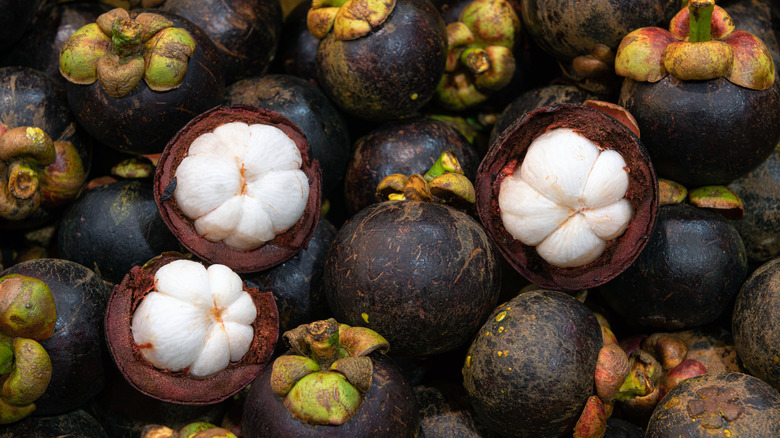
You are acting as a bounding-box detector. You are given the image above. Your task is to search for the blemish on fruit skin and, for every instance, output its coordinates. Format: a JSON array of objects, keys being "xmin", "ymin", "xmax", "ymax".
[
  {"xmin": 465, "ymin": 355, "xmax": 471, "ymax": 368},
  {"xmin": 361, "ymin": 313, "xmax": 369, "ymax": 323},
  {"xmin": 664, "ymin": 397, "xmax": 681, "ymax": 409},
  {"xmin": 723, "ymin": 430, "xmax": 732, "ymax": 438},
  {"xmin": 498, "ymin": 326, "xmax": 504, "ymax": 333},
  {"xmin": 495, "ymin": 311, "xmax": 507, "ymax": 322},
  {"xmin": 497, "ymin": 351, "xmax": 503, "ymax": 357},
  {"xmin": 410, "ymin": 93, "xmax": 418, "ymax": 100}
]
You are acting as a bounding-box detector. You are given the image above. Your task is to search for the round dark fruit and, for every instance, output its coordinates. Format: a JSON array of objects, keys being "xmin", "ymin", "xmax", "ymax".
[
  {"xmin": 476, "ymin": 104, "xmax": 657, "ymax": 290},
  {"xmin": 154, "ymin": 104, "xmax": 321, "ymax": 273},
  {"xmin": 0, "ymin": 409, "xmax": 108, "ymax": 438},
  {"xmin": 462, "ymin": 289, "xmax": 603, "ymax": 437}
]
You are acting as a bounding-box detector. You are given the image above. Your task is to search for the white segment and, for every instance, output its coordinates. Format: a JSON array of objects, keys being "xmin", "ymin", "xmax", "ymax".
[
  {"xmin": 536, "ymin": 215, "xmax": 607, "ymax": 268},
  {"xmin": 188, "ymin": 324, "xmax": 230, "ymax": 377},
  {"xmin": 221, "ymin": 292, "xmax": 258, "ymax": 325},
  {"xmin": 174, "ymin": 155, "xmax": 242, "ymax": 218},
  {"xmin": 223, "ymin": 321, "xmax": 255, "ymax": 362},
  {"xmin": 153, "ymin": 260, "xmax": 211, "ymax": 305},
  {"xmin": 582, "ymin": 150, "xmax": 630, "ymax": 208},
  {"xmin": 188, "ymin": 132, "xmax": 227, "ymax": 157},
  {"xmin": 207, "ymin": 264, "xmax": 245, "ymax": 308},
  {"xmin": 213, "ymin": 122, "xmax": 252, "ymax": 159},
  {"xmin": 247, "ymin": 170, "xmax": 310, "ymax": 233},
  {"xmin": 222, "ymin": 196, "xmax": 276, "ymax": 251},
  {"xmin": 194, "ymin": 195, "xmax": 243, "ymax": 242},
  {"xmin": 583, "ymin": 199, "xmax": 633, "ymax": 240},
  {"xmin": 499, "ymin": 177, "xmax": 573, "ymax": 246},
  {"xmin": 242, "ymin": 125, "xmax": 302, "ymax": 178}
]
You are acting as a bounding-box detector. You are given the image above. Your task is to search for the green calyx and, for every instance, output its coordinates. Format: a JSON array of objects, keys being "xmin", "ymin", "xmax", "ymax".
[
  {"xmin": 615, "ymin": 0, "xmax": 775, "ymax": 90},
  {"xmin": 0, "ymin": 127, "xmax": 57, "ymax": 220},
  {"xmin": 270, "ymin": 319, "xmax": 389, "ymax": 425},
  {"xmin": 0, "ymin": 336, "xmax": 53, "ymax": 424},
  {"xmin": 0, "ymin": 275, "xmax": 57, "ymax": 340},
  {"xmin": 307, "ymin": 0, "xmax": 396, "ymax": 41},
  {"xmin": 436, "ymin": 0, "xmax": 520, "ymax": 110},
  {"xmin": 59, "ymin": 8, "xmax": 196, "ymax": 98},
  {"xmin": 614, "ymin": 350, "xmax": 661, "ymax": 402}
]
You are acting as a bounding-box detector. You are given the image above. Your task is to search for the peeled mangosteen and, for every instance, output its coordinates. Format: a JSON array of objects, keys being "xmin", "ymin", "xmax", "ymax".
[
  {"xmin": 158, "ymin": 0, "xmax": 282, "ymax": 83},
  {"xmin": 242, "ymin": 319, "xmax": 419, "ymax": 437},
  {"xmin": 311, "ymin": 0, "xmax": 448, "ymax": 121},
  {"xmin": 645, "ymin": 372, "xmax": 780, "ymax": 437},
  {"xmin": 323, "ymin": 200, "xmax": 501, "ymax": 357},
  {"xmin": 153, "ymin": 104, "xmax": 321, "ymax": 273},
  {"xmin": 224, "ymin": 74, "xmax": 350, "ymax": 198},
  {"xmin": 1, "ymin": 258, "xmax": 111, "ymax": 416},
  {"xmin": 475, "ymin": 103, "xmax": 657, "ymax": 291},
  {"xmin": 0, "ymin": 66, "xmax": 90, "ymax": 227},
  {"xmin": 0, "ymin": 408, "xmax": 108, "ymax": 438},
  {"xmin": 462, "ymin": 289, "xmax": 603, "ymax": 437},
  {"xmin": 56, "ymin": 179, "xmax": 182, "ymax": 285},
  {"xmin": 732, "ymin": 257, "xmax": 780, "ymax": 391},
  {"xmin": 599, "ymin": 203, "xmax": 748, "ymax": 330},
  {"xmin": 104, "ymin": 254, "xmax": 279, "ymax": 405},
  {"xmin": 59, "ymin": 8, "xmax": 225, "ymax": 155},
  {"xmin": 343, "ymin": 116, "xmax": 480, "ymax": 216}
]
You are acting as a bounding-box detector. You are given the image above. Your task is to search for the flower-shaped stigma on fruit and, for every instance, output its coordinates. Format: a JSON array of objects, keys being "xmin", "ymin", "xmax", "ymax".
[
  {"xmin": 498, "ymin": 128, "xmax": 632, "ymax": 268},
  {"xmin": 615, "ymin": 0, "xmax": 774, "ymax": 90},
  {"xmin": 173, "ymin": 122, "xmax": 310, "ymax": 252},
  {"xmin": 131, "ymin": 260, "xmax": 257, "ymax": 378}
]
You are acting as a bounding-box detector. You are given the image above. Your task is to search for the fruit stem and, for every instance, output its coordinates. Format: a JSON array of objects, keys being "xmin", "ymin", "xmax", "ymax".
[
  {"xmin": 305, "ymin": 319, "xmax": 341, "ymax": 368},
  {"xmin": 424, "ymin": 151, "xmax": 464, "ymax": 182},
  {"xmin": 688, "ymin": 0, "xmax": 714, "ymax": 43},
  {"xmin": 111, "ymin": 18, "xmax": 144, "ymax": 59}
]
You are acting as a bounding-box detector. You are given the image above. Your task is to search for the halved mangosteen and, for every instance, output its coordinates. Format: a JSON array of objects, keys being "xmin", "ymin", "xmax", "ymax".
[
  {"xmin": 104, "ymin": 253, "xmax": 279, "ymax": 405},
  {"xmin": 153, "ymin": 104, "xmax": 321, "ymax": 273},
  {"xmin": 475, "ymin": 103, "xmax": 657, "ymax": 290}
]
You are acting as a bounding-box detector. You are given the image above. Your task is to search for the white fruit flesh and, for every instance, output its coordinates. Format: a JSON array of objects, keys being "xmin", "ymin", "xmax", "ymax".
[
  {"xmin": 131, "ymin": 260, "xmax": 257, "ymax": 378},
  {"xmin": 499, "ymin": 128, "xmax": 632, "ymax": 268},
  {"xmin": 174, "ymin": 122, "xmax": 309, "ymax": 251}
]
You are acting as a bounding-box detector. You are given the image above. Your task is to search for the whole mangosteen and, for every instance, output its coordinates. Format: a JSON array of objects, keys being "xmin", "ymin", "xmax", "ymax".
[
  {"xmin": 323, "ymin": 200, "xmax": 502, "ymax": 357},
  {"xmin": 242, "ymin": 319, "xmax": 419, "ymax": 437},
  {"xmin": 153, "ymin": 104, "xmax": 321, "ymax": 273},
  {"xmin": 104, "ymin": 254, "xmax": 279, "ymax": 405},
  {"xmin": 475, "ymin": 103, "xmax": 657, "ymax": 291},
  {"xmin": 58, "ymin": 8, "xmax": 224, "ymax": 155},
  {"xmin": 462, "ymin": 289, "xmax": 603, "ymax": 437},
  {"xmin": 309, "ymin": 0, "xmax": 448, "ymax": 121}
]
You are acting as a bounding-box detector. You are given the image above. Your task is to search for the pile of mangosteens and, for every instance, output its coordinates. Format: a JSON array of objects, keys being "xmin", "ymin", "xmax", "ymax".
[{"xmin": 0, "ymin": 0, "xmax": 779, "ymax": 437}]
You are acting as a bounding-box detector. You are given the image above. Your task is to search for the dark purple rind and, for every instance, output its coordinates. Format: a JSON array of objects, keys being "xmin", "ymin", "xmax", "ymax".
[
  {"xmin": 153, "ymin": 104, "xmax": 322, "ymax": 273},
  {"xmin": 475, "ymin": 104, "xmax": 658, "ymax": 290}
]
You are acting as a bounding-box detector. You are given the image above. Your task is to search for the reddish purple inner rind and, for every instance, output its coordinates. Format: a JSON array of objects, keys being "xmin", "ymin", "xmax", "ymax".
[
  {"xmin": 475, "ymin": 104, "xmax": 658, "ymax": 290},
  {"xmin": 104, "ymin": 255, "xmax": 280, "ymax": 404},
  {"xmin": 153, "ymin": 104, "xmax": 322, "ymax": 273}
]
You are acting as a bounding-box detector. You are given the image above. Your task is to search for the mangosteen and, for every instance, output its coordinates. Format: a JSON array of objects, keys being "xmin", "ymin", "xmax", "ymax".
[
  {"xmin": 615, "ymin": 0, "xmax": 780, "ymax": 186},
  {"xmin": 56, "ymin": 179, "xmax": 182, "ymax": 285},
  {"xmin": 324, "ymin": 200, "xmax": 501, "ymax": 357},
  {"xmin": 243, "ymin": 218, "xmax": 337, "ymax": 338},
  {"xmin": 462, "ymin": 289, "xmax": 603, "ymax": 437},
  {"xmin": 0, "ymin": 66, "xmax": 90, "ymax": 227},
  {"xmin": 732, "ymin": 257, "xmax": 780, "ymax": 392},
  {"xmin": 343, "ymin": 116, "xmax": 480, "ymax": 216},
  {"xmin": 58, "ymin": 8, "xmax": 225, "ymax": 155},
  {"xmin": 604, "ymin": 417, "xmax": 645, "ymax": 438},
  {"xmin": 104, "ymin": 254, "xmax": 279, "ymax": 404},
  {"xmin": 309, "ymin": 0, "xmax": 448, "ymax": 121},
  {"xmin": 153, "ymin": 104, "xmax": 321, "ymax": 273},
  {"xmin": 645, "ymin": 372, "xmax": 780, "ymax": 437},
  {"xmin": 1, "ymin": 258, "xmax": 111, "ymax": 416},
  {"xmin": 242, "ymin": 319, "xmax": 419, "ymax": 437},
  {"xmin": 157, "ymin": 0, "xmax": 283, "ymax": 83},
  {"xmin": 0, "ymin": 408, "xmax": 109, "ymax": 438},
  {"xmin": 599, "ymin": 203, "xmax": 748, "ymax": 330},
  {"xmin": 414, "ymin": 384, "xmax": 495, "ymax": 437},
  {"xmin": 224, "ymin": 74, "xmax": 351, "ymax": 198},
  {"xmin": 475, "ymin": 103, "xmax": 657, "ymax": 291}
]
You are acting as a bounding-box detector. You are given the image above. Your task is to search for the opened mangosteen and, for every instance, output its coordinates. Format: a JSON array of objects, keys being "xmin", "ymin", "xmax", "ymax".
[
  {"xmin": 309, "ymin": 0, "xmax": 448, "ymax": 121},
  {"xmin": 1, "ymin": 258, "xmax": 111, "ymax": 416},
  {"xmin": 475, "ymin": 103, "xmax": 657, "ymax": 291},
  {"xmin": 242, "ymin": 319, "xmax": 419, "ymax": 437},
  {"xmin": 154, "ymin": 104, "xmax": 321, "ymax": 273},
  {"xmin": 462, "ymin": 289, "xmax": 603, "ymax": 437},
  {"xmin": 58, "ymin": 8, "xmax": 224, "ymax": 155},
  {"xmin": 645, "ymin": 372, "xmax": 780, "ymax": 437},
  {"xmin": 56, "ymin": 179, "xmax": 182, "ymax": 285},
  {"xmin": 104, "ymin": 253, "xmax": 279, "ymax": 404},
  {"xmin": 615, "ymin": 0, "xmax": 780, "ymax": 186},
  {"xmin": 323, "ymin": 200, "xmax": 501, "ymax": 357},
  {"xmin": 599, "ymin": 203, "xmax": 748, "ymax": 330},
  {"xmin": 0, "ymin": 66, "xmax": 90, "ymax": 227}
]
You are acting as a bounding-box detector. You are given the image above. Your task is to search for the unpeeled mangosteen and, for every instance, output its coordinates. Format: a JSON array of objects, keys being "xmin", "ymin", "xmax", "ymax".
[
  {"xmin": 343, "ymin": 116, "xmax": 480, "ymax": 216},
  {"xmin": 59, "ymin": 8, "xmax": 225, "ymax": 155},
  {"xmin": 224, "ymin": 74, "xmax": 350, "ymax": 198},
  {"xmin": 158, "ymin": 0, "xmax": 282, "ymax": 83},
  {"xmin": 323, "ymin": 200, "xmax": 501, "ymax": 357},
  {"xmin": 462, "ymin": 289, "xmax": 603, "ymax": 437},
  {"xmin": 242, "ymin": 319, "xmax": 419, "ymax": 437},
  {"xmin": 599, "ymin": 203, "xmax": 748, "ymax": 330},
  {"xmin": 476, "ymin": 104, "xmax": 657, "ymax": 290},
  {"xmin": 645, "ymin": 372, "xmax": 780, "ymax": 437},
  {"xmin": 0, "ymin": 408, "xmax": 109, "ymax": 438},
  {"xmin": 56, "ymin": 179, "xmax": 182, "ymax": 285},
  {"xmin": 153, "ymin": 104, "xmax": 321, "ymax": 273},
  {"xmin": 732, "ymin": 257, "xmax": 780, "ymax": 391},
  {"xmin": 0, "ymin": 258, "xmax": 111, "ymax": 416},
  {"xmin": 311, "ymin": 0, "xmax": 448, "ymax": 121},
  {"xmin": 104, "ymin": 254, "xmax": 279, "ymax": 404}
]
